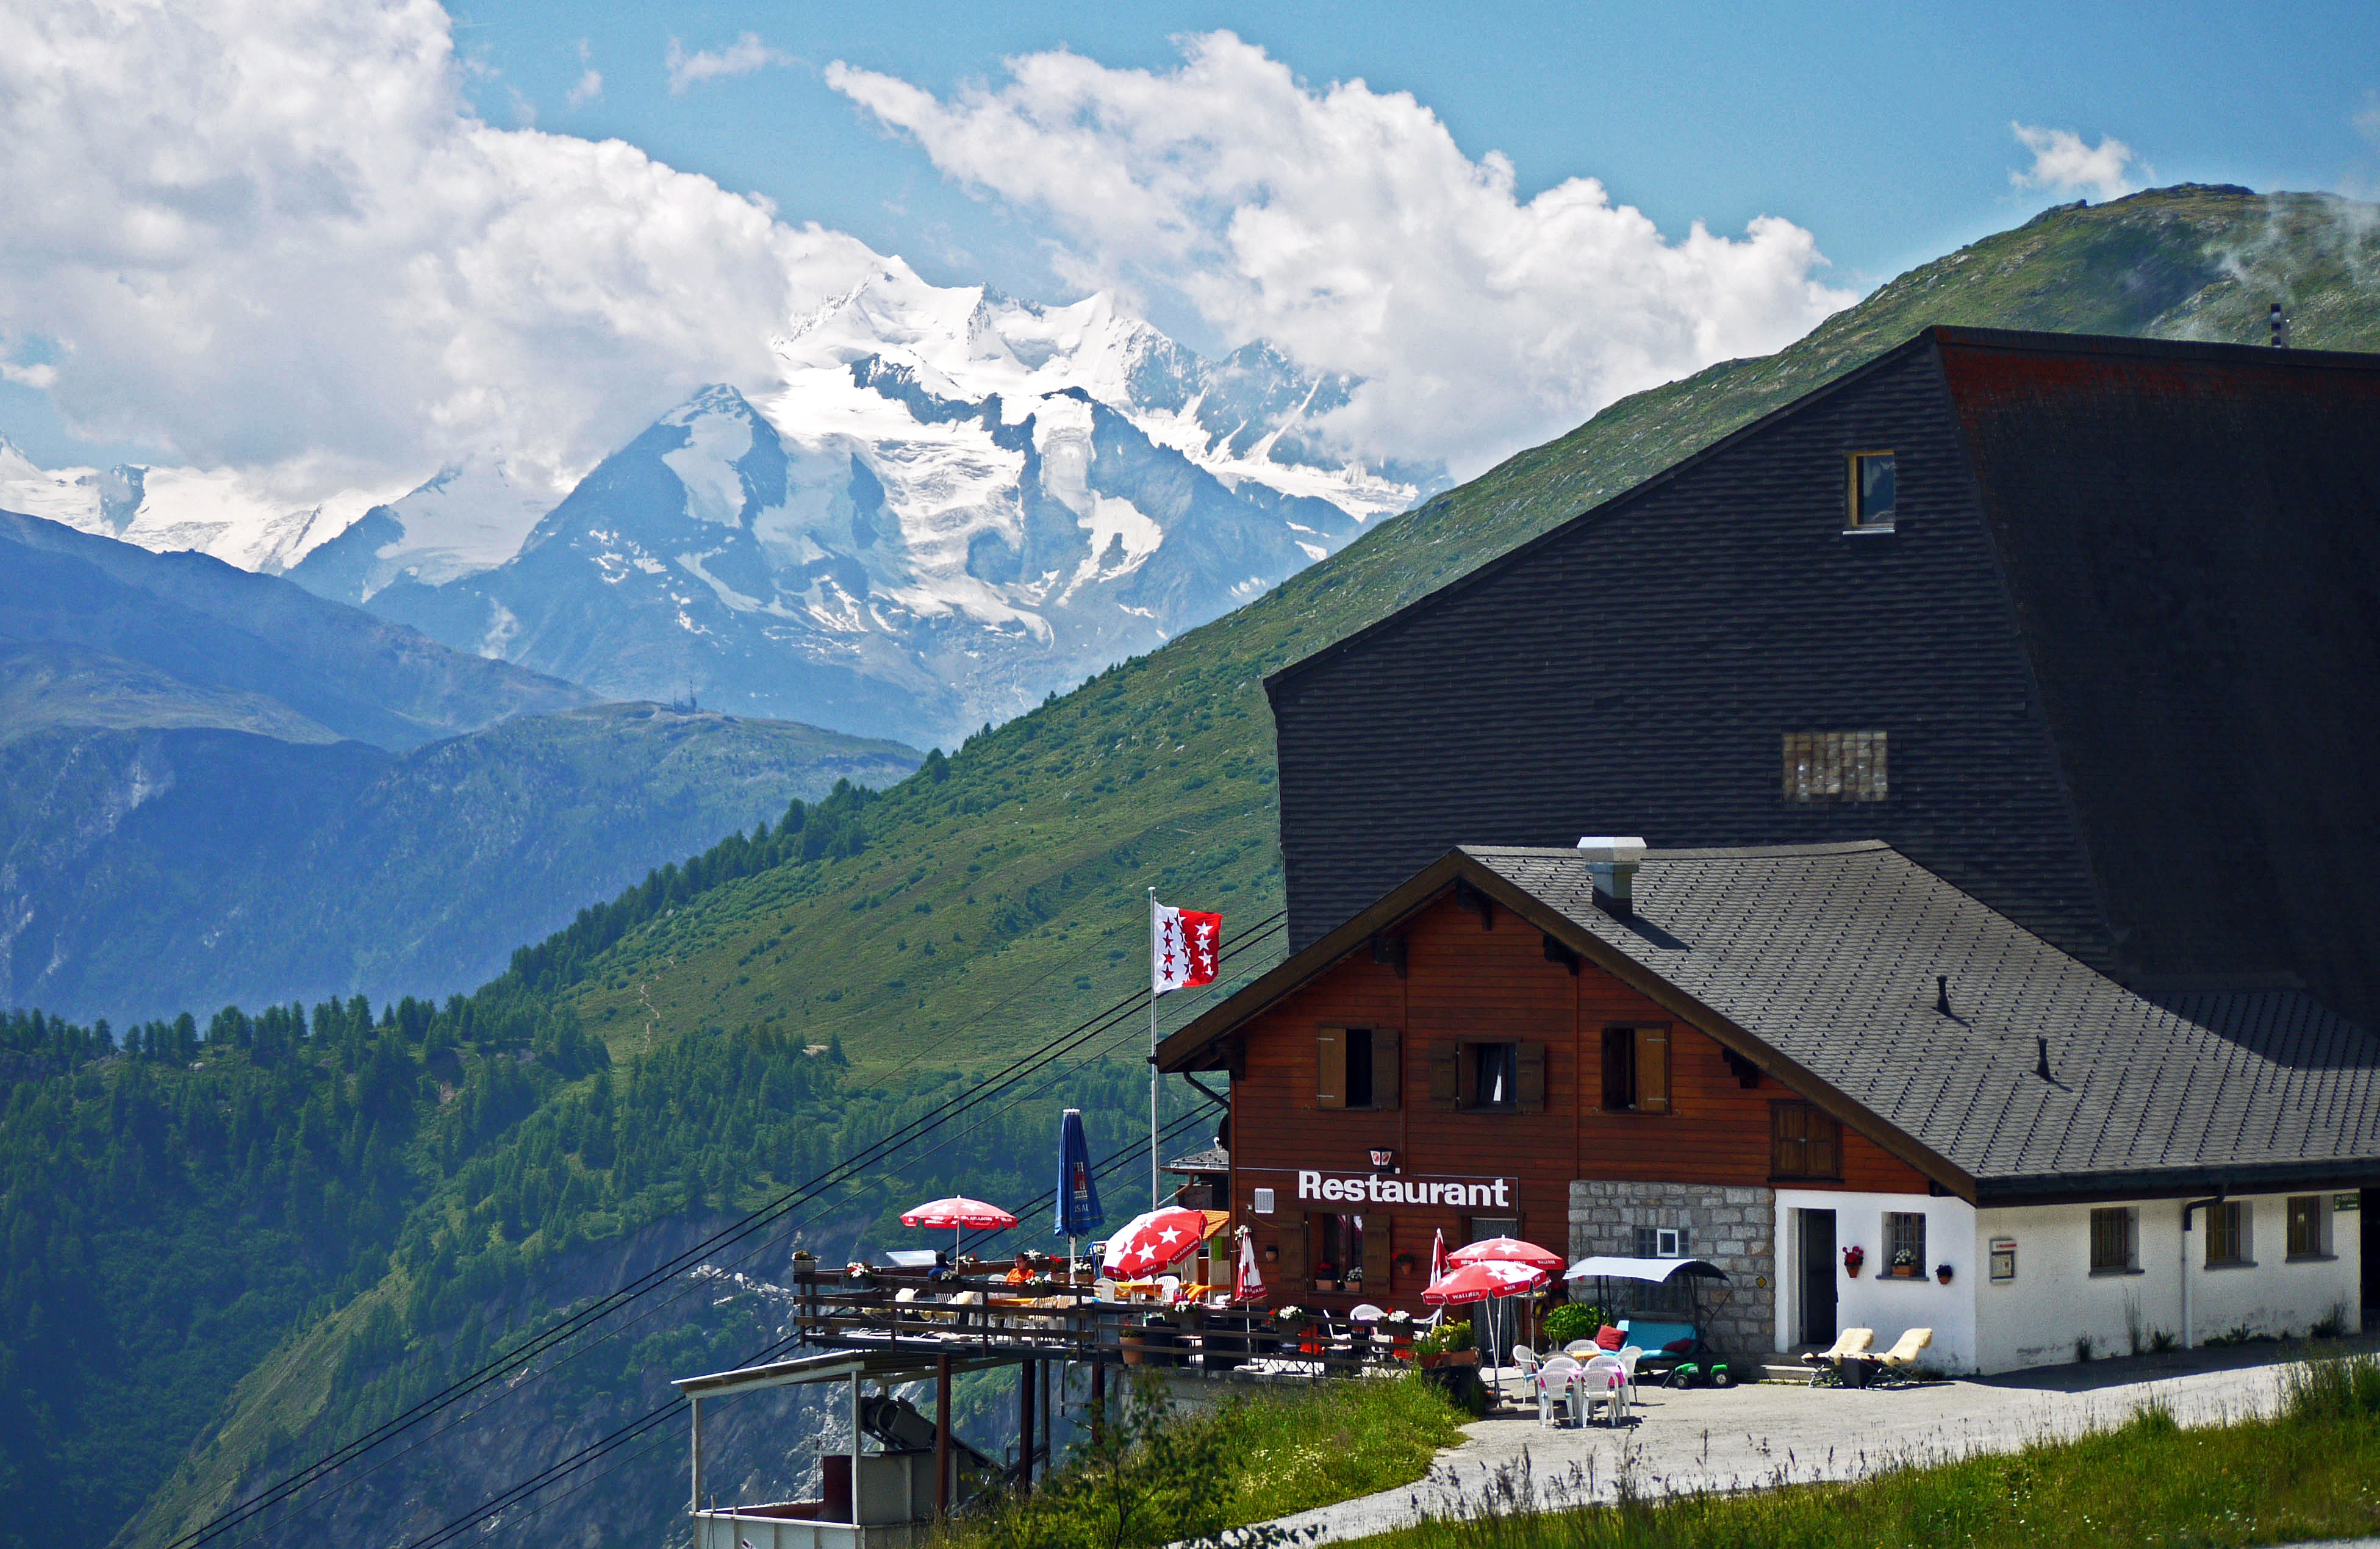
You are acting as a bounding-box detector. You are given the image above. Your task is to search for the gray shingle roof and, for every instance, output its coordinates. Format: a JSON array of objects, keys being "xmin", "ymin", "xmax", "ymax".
[{"xmin": 1467, "ymin": 840, "xmax": 2380, "ymax": 1201}]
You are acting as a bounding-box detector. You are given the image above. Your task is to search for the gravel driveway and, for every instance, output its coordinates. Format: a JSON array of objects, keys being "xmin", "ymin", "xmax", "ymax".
[{"xmin": 1263, "ymin": 1342, "xmax": 2378, "ymax": 1544}]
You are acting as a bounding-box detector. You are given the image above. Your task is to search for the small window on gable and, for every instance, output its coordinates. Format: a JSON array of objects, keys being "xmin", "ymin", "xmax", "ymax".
[
  {"xmin": 1848, "ymin": 451, "xmax": 1896, "ymax": 530},
  {"xmin": 1770, "ymin": 1101, "xmax": 1840, "ymax": 1179},
  {"xmin": 1783, "ymin": 731, "xmax": 1889, "ymax": 802},
  {"xmin": 1600, "ymin": 1025, "xmax": 1669, "ymax": 1114}
]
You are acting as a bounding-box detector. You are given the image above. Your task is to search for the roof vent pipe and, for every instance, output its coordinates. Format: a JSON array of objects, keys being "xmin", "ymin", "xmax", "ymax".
[
  {"xmin": 2035, "ymin": 1036, "xmax": 2052, "ymax": 1082},
  {"xmin": 1935, "ymin": 975, "xmax": 1952, "ymax": 1016},
  {"xmin": 1576, "ymin": 836, "xmax": 1647, "ymax": 918},
  {"xmin": 2271, "ymin": 302, "xmax": 2289, "ymax": 348}
]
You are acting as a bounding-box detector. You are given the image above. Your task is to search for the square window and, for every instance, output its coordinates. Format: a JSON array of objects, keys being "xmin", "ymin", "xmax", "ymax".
[
  {"xmin": 1600, "ymin": 1025, "xmax": 1670, "ymax": 1113},
  {"xmin": 1782, "ymin": 731, "xmax": 1889, "ymax": 802},
  {"xmin": 1849, "ymin": 451, "xmax": 1896, "ymax": 529},
  {"xmin": 2089, "ymin": 1207, "xmax": 2137, "ymax": 1273},
  {"xmin": 1769, "ymin": 1101, "xmax": 1841, "ymax": 1179},
  {"xmin": 2288, "ymin": 1195, "xmax": 2328, "ymax": 1259},
  {"xmin": 2205, "ymin": 1201, "xmax": 2251, "ymax": 1267},
  {"xmin": 1884, "ymin": 1211, "xmax": 1927, "ymax": 1278}
]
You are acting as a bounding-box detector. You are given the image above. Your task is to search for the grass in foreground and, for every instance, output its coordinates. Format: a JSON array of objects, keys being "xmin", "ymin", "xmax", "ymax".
[
  {"xmin": 1355, "ymin": 1354, "xmax": 2380, "ymax": 1549},
  {"xmin": 953, "ymin": 1373, "xmax": 1466, "ymax": 1549}
]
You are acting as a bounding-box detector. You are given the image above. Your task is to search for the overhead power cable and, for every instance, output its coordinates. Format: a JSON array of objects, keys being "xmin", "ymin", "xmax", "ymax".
[
  {"xmin": 174, "ymin": 912, "xmax": 1280, "ymax": 1549},
  {"xmin": 395, "ymin": 1104, "xmax": 1214, "ymax": 1549}
]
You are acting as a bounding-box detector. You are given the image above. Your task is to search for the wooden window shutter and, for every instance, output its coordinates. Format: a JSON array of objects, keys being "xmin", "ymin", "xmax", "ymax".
[
  {"xmin": 1429, "ymin": 1041, "xmax": 1460, "ymax": 1107},
  {"xmin": 1361, "ymin": 1217, "xmax": 1393, "ymax": 1287},
  {"xmin": 1516, "ymin": 1042, "xmax": 1547, "ymax": 1112},
  {"xmin": 1316, "ymin": 1028, "xmax": 1347, "ymax": 1110},
  {"xmin": 1275, "ymin": 1217, "xmax": 1307, "ymax": 1281},
  {"xmin": 1810, "ymin": 1107, "xmax": 1840, "ymax": 1178},
  {"xmin": 1372, "ymin": 1029, "xmax": 1402, "ymax": 1109},
  {"xmin": 1635, "ymin": 1027, "xmax": 1669, "ymax": 1114},
  {"xmin": 1770, "ymin": 1101, "xmax": 1807, "ymax": 1176},
  {"xmin": 1454, "ymin": 1040, "xmax": 1479, "ymax": 1109}
]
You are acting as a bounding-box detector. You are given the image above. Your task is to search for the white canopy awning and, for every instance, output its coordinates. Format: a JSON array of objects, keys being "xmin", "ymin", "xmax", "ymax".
[{"xmin": 1562, "ymin": 1255, "xmax": 1730, "ymax": 1284}]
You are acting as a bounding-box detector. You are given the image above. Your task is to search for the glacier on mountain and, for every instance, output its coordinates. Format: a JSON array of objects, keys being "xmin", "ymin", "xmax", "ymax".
[{"xmin": 2, "ymin": 265, "xmax": 1439, "ymax": 748}]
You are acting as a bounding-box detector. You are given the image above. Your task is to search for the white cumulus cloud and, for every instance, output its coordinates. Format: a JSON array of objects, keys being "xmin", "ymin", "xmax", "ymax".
[
  {"xmin": 0, "ymin": 0, "xmax": 883, "ymax": 506},
  {"xmin": 826, "ymin": 33, "xmax": 1854, "ymax": 475},
  {"xmin": 665, "ymin": 32, "xmax": 792, "ymax": 96},
  {"xmin": 2010, "ymin": 123, "xmax": 2140, "ymax": 202}
]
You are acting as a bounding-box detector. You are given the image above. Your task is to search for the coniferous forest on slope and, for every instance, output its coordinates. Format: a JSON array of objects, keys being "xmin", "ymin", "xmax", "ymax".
[{"xmin": 4, "ymin": 187, "xmax": 2379, "ymax": 1549}]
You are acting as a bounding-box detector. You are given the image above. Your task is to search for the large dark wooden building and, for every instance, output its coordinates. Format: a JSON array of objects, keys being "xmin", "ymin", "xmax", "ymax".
[{"xmin": 1267, "ymin": 327, "xmax": 2380, "ymax": 1028}]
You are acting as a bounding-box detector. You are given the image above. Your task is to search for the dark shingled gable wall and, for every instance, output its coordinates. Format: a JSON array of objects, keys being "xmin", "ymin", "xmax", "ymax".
[{"xmin": 1268, "ymin": 328, "xmax": 2380, "ymax": 1026}]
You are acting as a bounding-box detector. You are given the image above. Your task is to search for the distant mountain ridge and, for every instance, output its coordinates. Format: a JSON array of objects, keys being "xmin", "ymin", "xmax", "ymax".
[
  {"xmin": 0, "ymin": 510, "xmax": 920, "ymax": 1021},
  {"xmin": 0, "ymin": 508, "xmax": 589, "ymax": 748}
]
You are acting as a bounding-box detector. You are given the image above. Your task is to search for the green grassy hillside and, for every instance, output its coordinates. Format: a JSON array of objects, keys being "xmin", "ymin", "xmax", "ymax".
[{"xmin": 554, "ymin": 185, "xmax": 2380, "ymax": 1071}]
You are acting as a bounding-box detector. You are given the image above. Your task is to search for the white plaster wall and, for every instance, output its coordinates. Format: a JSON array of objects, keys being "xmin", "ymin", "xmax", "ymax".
[
  {"xmin": 1774, "ymin": 1190, "xmax": 1977, "ymax": 1373},
  {"xmin": 1973, "ymin": 1193, "xmax": 2361, "ymax": 1373}
]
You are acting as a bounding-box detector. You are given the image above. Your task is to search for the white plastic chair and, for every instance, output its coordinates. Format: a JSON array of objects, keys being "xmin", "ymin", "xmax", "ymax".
[
  {"xmin": 1532, "ymin": 1355, "xmax": 1580, "ymax": 1427},
  {"xmin": 1616, "ymin": 1345, "xmax": 1644, "ymax": 1406},
  {"xmin": 1579, "ymin": 1353, "xmax": 1627, "ymax": 1426},
  {"xmin": 1507, "ymin": 1343, "xmax": 1539, "ymax": 1404}
]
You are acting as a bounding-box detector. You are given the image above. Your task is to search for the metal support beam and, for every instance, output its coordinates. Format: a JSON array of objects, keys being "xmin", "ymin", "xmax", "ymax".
[
  {"xmin": 689, "ymin": 1395, "xmax": 703, "ymax": 1515},
  {"xmin": 1018, "ymin": 1358, "xmax": 1035, "ymax": 1498},
  {"xmin": 850, "ymin": 1372, "xmax": 863, "ymax": 1524},
  {"xmin": 934, "ymin": 1354, "xmax": 952, "ymax": 1522}
]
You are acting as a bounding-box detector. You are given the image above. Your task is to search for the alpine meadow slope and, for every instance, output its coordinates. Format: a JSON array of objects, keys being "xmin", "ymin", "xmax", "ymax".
[{"xmin": 87, "ymin": 185, "xmax": 2380, "ymax": 1549}]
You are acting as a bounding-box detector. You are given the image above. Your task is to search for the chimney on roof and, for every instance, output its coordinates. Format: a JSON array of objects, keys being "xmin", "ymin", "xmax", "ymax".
[
  {"xmin": 1576, "ymin": 836, "xmax": 1647, "ymax": 918},
  {"xmin": 2270, "ymin": 302, "xmax": 2289, "ymax": 348}
]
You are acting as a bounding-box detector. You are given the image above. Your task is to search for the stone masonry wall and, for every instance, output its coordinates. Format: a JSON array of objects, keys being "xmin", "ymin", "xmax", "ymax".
[{"xmin": 1568, "ymin": 1179, "xmax": 1775, "ymax": 1356}]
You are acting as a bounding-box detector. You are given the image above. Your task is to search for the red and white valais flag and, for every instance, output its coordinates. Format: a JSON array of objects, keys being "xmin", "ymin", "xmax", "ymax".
[{"xmin": 1152, "ymin": 901, "xmax": 1223, "ymax": 995}]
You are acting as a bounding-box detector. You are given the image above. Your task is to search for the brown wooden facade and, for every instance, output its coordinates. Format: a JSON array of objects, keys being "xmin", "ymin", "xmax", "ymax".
[{"xmin": 1198, "ymin": 887, "xmax": 1929, "ymax": 1315}]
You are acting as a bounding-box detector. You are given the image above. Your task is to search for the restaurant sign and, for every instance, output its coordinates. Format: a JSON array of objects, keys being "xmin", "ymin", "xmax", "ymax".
[{"xmin": 1295, "ymin": 1169, "xmax": 1514, "ymax": 1209}]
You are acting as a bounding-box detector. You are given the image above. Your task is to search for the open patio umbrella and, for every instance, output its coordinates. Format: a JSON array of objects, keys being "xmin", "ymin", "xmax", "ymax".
[
  {"xmin": 1424, "ymin": 1259, "xmax": 1548, "ymax": 1372},
  {"xmin": 1101, "ymin": 1206, "xmax": 1222, "ymax": 1279},
  {"xmin": 1448, "ymin": 1237, "xmax": 1564, "ymax": 1273},
  {"xmin": 900, "ymin": 1195, "xmax": 1019, "ymax": 1257},
  {"xmin": 1449, "ymin": 1237, "xmax": 1563, "ymax": 1356}
]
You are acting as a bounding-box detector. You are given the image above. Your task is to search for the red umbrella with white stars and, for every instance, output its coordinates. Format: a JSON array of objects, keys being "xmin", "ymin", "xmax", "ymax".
[{"xmin": 1101, "ymin": 1207, "xmax": 1214, "ymax": 1279}]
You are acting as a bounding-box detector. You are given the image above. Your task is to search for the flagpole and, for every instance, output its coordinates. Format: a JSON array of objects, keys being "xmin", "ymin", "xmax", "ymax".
[{"xmin": 1149, "ymin": 886, "xmax": 1160, "ymax": 1208}]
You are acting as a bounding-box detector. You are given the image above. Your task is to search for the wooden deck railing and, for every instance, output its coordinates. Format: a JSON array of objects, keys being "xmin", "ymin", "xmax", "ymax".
[{"xmin": 786, "ymin": 1267, "xmax": 1422, "ymax": 1379}]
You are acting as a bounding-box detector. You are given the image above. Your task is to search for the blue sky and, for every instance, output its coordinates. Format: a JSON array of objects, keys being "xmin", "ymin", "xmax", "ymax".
[
  {"xmin": 457, "ymin": 0, "xmax": 2380, "ymax": 316},
  {"xmin": 3, "ymin": 0, "xmax": 2375, "ymax": 484}
]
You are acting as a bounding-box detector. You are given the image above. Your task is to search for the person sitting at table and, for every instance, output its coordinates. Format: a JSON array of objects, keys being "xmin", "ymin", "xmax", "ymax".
[{"xmin": 1003, "ymin": 1251, "xmax": 1035, "ymax": 1285}]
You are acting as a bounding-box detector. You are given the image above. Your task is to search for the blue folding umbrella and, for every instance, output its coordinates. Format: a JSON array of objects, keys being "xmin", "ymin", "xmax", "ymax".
[{"xmin": 1055, "ymin": 1107, "xmax": 1105, "ymax": 1281}]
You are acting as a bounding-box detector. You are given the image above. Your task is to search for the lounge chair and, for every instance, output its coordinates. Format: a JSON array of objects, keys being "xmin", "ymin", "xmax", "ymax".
[
  {"xmin": 1874, "ymin": 1328, "xmax": 1934, "ymax": 1369},
  {"xmin": 1801, "ymin": 1328, "xmax": 1875, "ymax": 1369}
]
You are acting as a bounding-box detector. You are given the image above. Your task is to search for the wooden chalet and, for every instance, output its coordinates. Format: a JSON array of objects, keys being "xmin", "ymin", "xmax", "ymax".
[{"xmin": 1158, "ymin": 841, "xmax": 2380, "ymax": 1373}]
